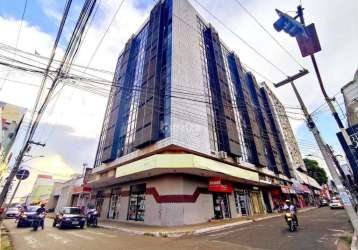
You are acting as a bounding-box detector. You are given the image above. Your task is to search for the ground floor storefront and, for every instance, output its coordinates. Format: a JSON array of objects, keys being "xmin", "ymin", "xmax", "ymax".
[
  {"xmin": 89, "ymin": 174, "xmax": 276, "ymax": 226},
  {"xmin": 87, "ymin": 153, "xmax": 298, "ymax": 226}
]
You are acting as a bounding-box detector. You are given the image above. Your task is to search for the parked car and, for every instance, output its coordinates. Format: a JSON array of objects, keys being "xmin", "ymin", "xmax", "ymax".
[
  {"xmin": 329, "ymin": 199, "xmax": 344, "ymax": 209},
  {"xmin": 5, "ymin": 207, "xmax": 19, "ymax": 219},
  {"xmin": 17, "ymin": 206, "xmax": 41, "ymax": 227},
  {"xmin": 319, "ymin": 199, "xmax": 328, "ymax": 207},
  {"xmin": 53, "ymin": 207, "xmax": 86, "ymax": 229}
]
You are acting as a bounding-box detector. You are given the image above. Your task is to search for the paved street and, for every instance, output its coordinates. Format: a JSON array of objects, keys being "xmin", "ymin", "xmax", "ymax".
[
  {"xmin": 190, "ymin": 207, "xmax": 353, "ymax": 250},
  {"xmin": 3, "ymin": 207, "xmax": 353, "ymax": 250}
]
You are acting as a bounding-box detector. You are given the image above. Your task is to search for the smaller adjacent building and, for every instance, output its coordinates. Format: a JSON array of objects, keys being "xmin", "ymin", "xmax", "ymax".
[
  {"xmin": 27, "ymin": 174, "xmax": 54, "ymax": 205},
  {"xmin": 47, "ymin": 175, "xmax": 91, "ymax": 213},
  {"xmin": 342, "ymin": 70, "xmax": 358, "ymax": 127},
  {"xmin": 0, "ymin": 101, "xmax": 26, "ymax": 179},
  {"xmin": 337, "ymin": 70, "xmax": 358, "ymax": 182}
]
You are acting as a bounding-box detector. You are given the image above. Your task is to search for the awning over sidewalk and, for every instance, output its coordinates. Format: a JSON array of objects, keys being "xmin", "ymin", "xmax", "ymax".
[
  {"xmin": 295, "ymin": 171, "xmax": 322, "ymax": 190},
  {"xmin": 115, "ymin": 153, "xmax": 260, "ymax": 183}
]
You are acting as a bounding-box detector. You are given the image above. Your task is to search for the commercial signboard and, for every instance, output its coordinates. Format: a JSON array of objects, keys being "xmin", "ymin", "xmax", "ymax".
[
  {"xmin": 208, "ymin": 177, "xmax": 233, "ymax": 193},
  {"xmin": 337, "ymin": 124, "xmax": 358, "ymax": 181},
  {"xmin": 0, "ymin": 101, "xmax": 26, "ymax": 162}
]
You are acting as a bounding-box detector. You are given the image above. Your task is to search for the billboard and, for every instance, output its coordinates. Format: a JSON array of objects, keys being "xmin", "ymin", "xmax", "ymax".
[
  {"xmin": 0, "ymin": 101, "xmax": 26, "ymax": 176},
  {"xmin": 0, "ymin": 101, "xmax": 26, "ymax": 160}
]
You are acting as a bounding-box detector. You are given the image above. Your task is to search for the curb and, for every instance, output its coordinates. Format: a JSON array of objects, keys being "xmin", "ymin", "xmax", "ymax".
[
  {"xmin": 99, "ymin": 207, "xmax": 318, "ymax": 238},
  {"xmin": 351, "ymin": 230, "xmax": 358, "ymax": 250}
]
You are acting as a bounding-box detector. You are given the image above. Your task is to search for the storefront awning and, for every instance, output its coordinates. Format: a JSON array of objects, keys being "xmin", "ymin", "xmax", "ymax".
[
  {"xmin": 115, "ymin": 153, "xmax": 259, "ymax": 183},
  {"xmin": 295, "ymin": 171, "xmax": 322, "ymax": 190}
]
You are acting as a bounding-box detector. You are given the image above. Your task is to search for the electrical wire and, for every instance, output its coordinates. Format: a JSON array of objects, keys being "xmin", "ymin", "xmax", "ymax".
[
  {"xmin": 0, "ymin": 0, "xmax": 28, "ymax": 90},
  {"xmin": 191, "ymin": 0, "xmax": 289, "ymax": 77},
  {"xmin": 233, "ymin": 0, "xmax": 305, "ymax": 69},
  {"xmin": 82, "ymin": 0, "xmax": 126, "ymax": 73}
]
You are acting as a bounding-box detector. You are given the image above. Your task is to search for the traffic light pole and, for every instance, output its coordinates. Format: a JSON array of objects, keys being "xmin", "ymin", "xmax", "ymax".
[
  {"xmin": 289, "ymin": 80, "xmax": 358, "ymax": 232},
  {"xmin": 296, "ymin": 6, "xmax": 350, "ymax": 136}
]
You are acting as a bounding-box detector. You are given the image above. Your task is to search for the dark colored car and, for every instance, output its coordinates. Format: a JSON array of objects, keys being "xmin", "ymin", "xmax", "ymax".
[
  {"xmin": 319, "ymin": 199, "xmax": 328, "ymax": 207},
  {"xmin": 53, "ymin": 207, "xmax": 86, "ymax": 229},
  {"xmin": 17, "ymin": 206, "xmax": 40, "ymax": 227}
]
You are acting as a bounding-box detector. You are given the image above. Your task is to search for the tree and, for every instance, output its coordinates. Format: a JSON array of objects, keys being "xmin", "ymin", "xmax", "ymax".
[{"xmin": 303, "ymin": 158, "xmax": 328, "ymax": 185}]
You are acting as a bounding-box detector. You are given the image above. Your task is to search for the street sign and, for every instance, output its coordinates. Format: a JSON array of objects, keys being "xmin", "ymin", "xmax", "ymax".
[
  {"xmin": 296, "ymin": 23, "xmax": 322, "ymax": 57},
  {"xmin": 337, "ymin": 124, "xmax": 358, "ymax": 181},
  {"xmin": 339, "ymin": 191, "xmax": 351, "ymax": 205},
  {"xmin": 16, "ymin": 169, "xmax": 30, "ymax": 180}
]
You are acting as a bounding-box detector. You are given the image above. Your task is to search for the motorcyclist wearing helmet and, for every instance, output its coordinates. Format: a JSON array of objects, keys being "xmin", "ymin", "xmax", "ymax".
[{"xmin": 284, "ymin": 200, "xmax": 298, "ymax": 226}]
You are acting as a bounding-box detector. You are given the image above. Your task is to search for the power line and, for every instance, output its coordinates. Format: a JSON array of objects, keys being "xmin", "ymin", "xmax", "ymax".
[
  {"xmin": 0, "ymin": 54, "xmax": 307, "ymax": 117},
  {"xmin": 0, "ymin": 0, "xmax": 28, "ymax": 91},
  {"xmin": 232, "ymin": 0, "xmax": 305, "ymax": 69},
  {"xmin": 191, "ymin": 0, "xmax": 289, "ymax": 77},
  {"xmin": 81, "ymin": 0, "xmax": 126, "ymax": 73}
]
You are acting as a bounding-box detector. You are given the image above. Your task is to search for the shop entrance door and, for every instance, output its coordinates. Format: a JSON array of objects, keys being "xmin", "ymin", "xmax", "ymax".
[
  {"xmin": 213, "ymin": 193, "xmax": 231, "ymax": 219},
  {"xmin": 262, "ymin": 191, "xmax": 272, "ymax": 213},
  {"xmin": 127, "ymin": 184, "xmax": 146, "ymax": 221},
  {"xmin": 250, "ymin": 191, "xmax": 265, "ymax": 214},
  {"xmin": 235, "ymin": 190, "xmax": 251, "ymax": 216}
]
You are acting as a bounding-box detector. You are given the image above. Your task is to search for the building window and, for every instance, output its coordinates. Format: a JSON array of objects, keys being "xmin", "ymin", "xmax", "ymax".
[{"xmin": 127, "ymin": 184, "xmax": 146, "ymax": 221}]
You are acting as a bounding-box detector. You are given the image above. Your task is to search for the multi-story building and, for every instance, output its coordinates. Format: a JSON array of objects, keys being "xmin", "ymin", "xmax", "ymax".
[
  {"xmin": 88, "ymin": 0, "xmax": 304, "ymax": 226},
  {"xmin": 342, "ymin": 70, "xmax": 358, "ymax": 127},
  {"xmin": 262, "ymin": 83, "xmax": 306, "ymax": 172},
  {"xmin": 338, "ymin": 69, "xmax": 358, "ymax": 182}
]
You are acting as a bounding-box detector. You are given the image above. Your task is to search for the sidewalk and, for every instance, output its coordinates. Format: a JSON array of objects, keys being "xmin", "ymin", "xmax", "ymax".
[{"xmin": 98, "ymin": 206, "xmax": 317, "ymax": 237}]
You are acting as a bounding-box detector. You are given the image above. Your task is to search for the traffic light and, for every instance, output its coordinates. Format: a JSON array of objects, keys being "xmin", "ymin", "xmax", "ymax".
[{"xmin": 273, "ymin": 9, "xmax": 306, "ymax": 37}]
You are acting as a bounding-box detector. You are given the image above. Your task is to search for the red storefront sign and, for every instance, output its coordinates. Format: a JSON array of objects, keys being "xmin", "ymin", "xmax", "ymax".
[
  {"xmin": 73, "ymin": 185, "xmax": 91, "ymax": 193},
  {"xmin": 208, "ymin": 177, "xmax": 233, "ymax": 193},
  {"xmin": 271, "ymin": 189, "xmax": 281, "ymax": 196}
]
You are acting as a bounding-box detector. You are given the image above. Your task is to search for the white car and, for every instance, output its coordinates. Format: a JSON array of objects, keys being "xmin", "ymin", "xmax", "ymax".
[
  {"xmin": 329, "ymin": 199, "xmax": 344, "ymax": 209},
  {"xmin": 5, "ymin": 207, "xmax": 19, "ymax": 219}
]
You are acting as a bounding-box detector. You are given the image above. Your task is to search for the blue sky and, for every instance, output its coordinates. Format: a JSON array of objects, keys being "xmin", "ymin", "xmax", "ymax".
[{"xmin": 0, "ymin": 0, "xmax": 61, "ymax": 35}]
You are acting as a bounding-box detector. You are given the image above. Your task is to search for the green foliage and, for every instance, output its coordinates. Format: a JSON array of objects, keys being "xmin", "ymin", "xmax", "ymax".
[{"xmin": 303, "ymin": 158, "xmax": 328, "ymax": 185}]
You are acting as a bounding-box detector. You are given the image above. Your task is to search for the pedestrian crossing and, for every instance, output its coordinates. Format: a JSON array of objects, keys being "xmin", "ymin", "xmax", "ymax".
[{"xmin": 21, "ymin": 229, "xmax": 118, "ymax": 248}]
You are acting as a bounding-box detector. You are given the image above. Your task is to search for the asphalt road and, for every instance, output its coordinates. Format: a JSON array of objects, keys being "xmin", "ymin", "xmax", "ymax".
[
  {"xmin": 3, "ymin": 207, "xmax": 353, "ymax": 250},
  {"xmin": 190, "ymin": 207, "xmax": 353, "ymax": 250}
]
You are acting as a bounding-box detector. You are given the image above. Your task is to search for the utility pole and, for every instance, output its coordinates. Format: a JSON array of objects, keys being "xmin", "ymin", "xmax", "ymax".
[
  {"xmin": 273, "ymin": 5, "xmax": 358, "ymax": 233},
  {"xmin": 0, "ymin": 0, "xmax": 97, "ymax": 211},
  {"xmin": 296, "ymin": 6, "xmax": 345, "ymax": 130},
  {"xmin": 274, "ymin": 75, "xmax": 358, "ymax": 232}
]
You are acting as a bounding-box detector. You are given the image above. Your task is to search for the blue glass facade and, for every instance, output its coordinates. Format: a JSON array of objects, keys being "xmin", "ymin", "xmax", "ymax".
[
  {"xmin": 245, "ymin": 73, "xmax": 278, "ymax": 173},
  {"xmin": 227, "ymin": 53, "xmax": 259, "ymax": 164},
  {"xmin": 95, "ymin": 0, "xmax": 172, "ymax": 165},
  {"xmin": 260, "ymin": 88, "xmax": 291, "ymax": 177}
]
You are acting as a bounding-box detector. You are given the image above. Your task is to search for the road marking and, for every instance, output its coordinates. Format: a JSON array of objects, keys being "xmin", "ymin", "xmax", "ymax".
[
  {"xmin": 47, "ymin": 233, "xmax": 71, "ymax": 244},
  {"xmin": 86, "ymin": 231, "xmax": 117, "ymax": 238},
  {"xmin": 208, "ymin": 230, "xmax": 236, "ymax": 237},
  {"xmin": 328, "ymin": 228, "xmax": 346, "ymax": 233},
  {"xmin": 66, "ymin": 231, "xmax": 94, "ymax": 240},
  {"xmin": 24, "ymin": 236, "xmax": 39, "ymax": 249}
]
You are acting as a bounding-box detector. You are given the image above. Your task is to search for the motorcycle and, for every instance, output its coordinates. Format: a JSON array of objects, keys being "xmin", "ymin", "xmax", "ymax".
[
  {"xmin": 32, "ymin": 213, "xmax": 45, "ymax": 231},
  {"xmin": 285, "ymin": 212, "xmax": 298, "ymax": 232},
  {"xmin": 86, "ymin": 211, "xmax": 98, "ymax": 227}
]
